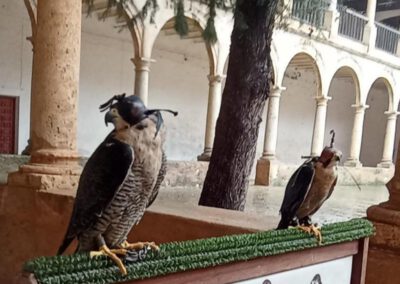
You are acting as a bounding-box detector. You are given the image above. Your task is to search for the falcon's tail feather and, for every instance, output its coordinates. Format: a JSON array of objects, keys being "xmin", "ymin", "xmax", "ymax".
[
  {"xmin": 276, "ymin": 217, "xmax": 290, "ymax": 230},
  {"xmin": 57, "ymin": 235, "xmax": 75, "ymax": 255}
]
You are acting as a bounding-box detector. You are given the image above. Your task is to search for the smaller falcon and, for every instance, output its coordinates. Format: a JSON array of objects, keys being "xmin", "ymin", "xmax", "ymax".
[{"xmin": 277, "ymin": 130, "xmax": 342, "ymax": 244}]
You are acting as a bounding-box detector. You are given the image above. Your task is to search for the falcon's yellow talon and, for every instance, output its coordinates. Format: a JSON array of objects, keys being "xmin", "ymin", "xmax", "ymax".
[
  {"xmin": 120, "ymin": 240, "xmax": 159, "ymax": 251},
  {"xmin": 90, "ymin": 245, "xmax": 128, "ymax": 275},
  {"xmin": 297, "ymin": 224, "xmax": 322, "ymax": 245}
]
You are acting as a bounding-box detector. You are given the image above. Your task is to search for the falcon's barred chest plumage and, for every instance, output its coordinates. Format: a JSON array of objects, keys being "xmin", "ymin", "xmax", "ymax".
[
  {"xmin": 78, "ymin": 119, "xmax": 166, "ymax": 251},
  {"xmin": 58, "ymin": 95, "xmax": 177, "ymax": 269}
]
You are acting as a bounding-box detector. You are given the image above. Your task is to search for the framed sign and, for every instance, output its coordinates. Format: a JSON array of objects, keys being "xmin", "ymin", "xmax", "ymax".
[{"xmin": 237, "ymin": 256, "xmax": 352, "ymax": 284}]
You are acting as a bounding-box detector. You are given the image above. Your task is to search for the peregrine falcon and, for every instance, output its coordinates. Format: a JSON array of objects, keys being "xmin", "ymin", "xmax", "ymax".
[
  {"xmin": 57, "ymin": 94, "xmax": 177, "ymax": 275},
  {"xmin": 277, "ymin": 130, "xmax": 342, "ymax": 244}
]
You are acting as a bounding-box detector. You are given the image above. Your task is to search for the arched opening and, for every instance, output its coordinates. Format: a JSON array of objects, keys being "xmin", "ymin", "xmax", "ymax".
[
  {"xmin": 360, "ymin": 78, "xmax": 392, "ymax": 167},
  {"xmin": 394, "ymin": 102, "xmax": 400, "ymax": 161},
  {"xmin": 325, "ymin": 67, "xmax": 360, "ymax": 161},
  {"xmin": 277, "ymin": 52, "xmax": 321, "ymax": 164},
  {"xmin": 150, "ymin": 17, "xmax": 212, "ymax": 160}
]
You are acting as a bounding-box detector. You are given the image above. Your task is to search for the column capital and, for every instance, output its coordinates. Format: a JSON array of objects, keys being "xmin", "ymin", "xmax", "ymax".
[
  {"xmin": 384, "ymin": 111, "xmax": 400, "ymax": 119},
  {"xmin": 270, "ymin": 85, "xmax": 286, "ymax": 97},
  {"xmin": 208, "ymin": 74, "xmax": 226, "ymax": 84},
  {"xmin": 351, "ymin": 104, "xmax": 370, "ymax": 112},
  {"xmin": 314, "ymin": 96, "xmax": 331, "ymax": 106},
  {"xmin": 131, "ymin": 57, "xmax": 156, "ymax": 71}
]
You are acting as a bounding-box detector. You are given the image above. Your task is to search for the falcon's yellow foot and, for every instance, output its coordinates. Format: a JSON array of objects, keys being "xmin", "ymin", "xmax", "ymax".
[
  {"xmin": 119, "ymin": 240, "xmax": 160, "ymax": 251},
  {"xmin": 90, "ymin": 245, "xmax": 128, "ymax": 275},
  {"xmin": 297, "ymin": 224, "xmax": 322, "ymax": 245}
]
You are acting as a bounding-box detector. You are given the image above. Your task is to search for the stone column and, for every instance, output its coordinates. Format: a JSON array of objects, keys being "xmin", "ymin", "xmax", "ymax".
[
  {"xmin": 310, "ymin": 96, "xmax": 330, "ymax": 157},
  {"xmin": 363, "ymin": 0, "xmax": 377, "ymax": 51},
  {"xmin": 324, "ymin": 0, "xmax": 339, "ymax": 39},
  {"xmin": 378, "ymin": 111, "xmax": 399, "ymax": 168},
  {"xmin": 131, "ymin": 57, "xmax": 154, "ymax": 106},
  {"xmin": 255, "ymin": 86, "xmax": 285, "ymax": 186},
  {"xmin": 8, "ymin": 0, "xmax": 82, "ymax": 191},
  {"xmin": 261, "ymin": 86, "xmax": 285, "ymax": 159},
  {"xmin": 197, "ymin": 74, "xmax": 224, "ymax": 161},
  {"xmin": 345, "ymin": 104, "xmax": 369, "ymax": 167}
]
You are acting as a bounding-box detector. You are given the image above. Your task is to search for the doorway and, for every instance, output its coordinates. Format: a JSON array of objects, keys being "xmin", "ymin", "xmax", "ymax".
[{"xmin": 0, "ymin": 95, "xmax": 18, "ymax": 154}]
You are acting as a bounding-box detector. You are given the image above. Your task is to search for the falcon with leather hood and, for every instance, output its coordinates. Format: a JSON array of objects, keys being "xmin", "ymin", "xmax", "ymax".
[
  {"xmin": 277, "ymin": 130, "xmax": 342, "ymax": 244},
  {"xmin": 57, "ymin": 94, "xmax": 177, "ymax": 275}
]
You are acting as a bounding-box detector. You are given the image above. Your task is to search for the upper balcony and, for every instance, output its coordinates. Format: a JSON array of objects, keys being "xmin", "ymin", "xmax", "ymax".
[{"xmin": 285, "ymin": 0, "xmax": 400, "ymax": 65}]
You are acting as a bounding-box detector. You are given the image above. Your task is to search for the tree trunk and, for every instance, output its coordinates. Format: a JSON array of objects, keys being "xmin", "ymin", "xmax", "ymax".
[{"xmin": 198, "ymin": 0, "xmax": 278, "ymax": 210}]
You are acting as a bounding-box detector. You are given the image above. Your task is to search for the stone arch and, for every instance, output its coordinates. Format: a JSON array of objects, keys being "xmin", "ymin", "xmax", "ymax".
[
  {"xmin": 23, "ymin": 0, "xmax": 37, "ymax": 44},
  {"xmin": 278, "ymin": 47, "xmax": 324, "ymax": 96},
  {"xmin": 129, "ymin": 20, "xmax": 142, "ymax": 59},
  {"xmin": 365, "ymin": 76, "xmax": 394, "ymax": 112},
  {"xmin": 360, "ymin": 77, "xmax": 394, "ymax": 167},
  {"xmin": 146, "ymin": 8, "xmax": 217, "ymax": 76},
  {"xmin": 276, "ymin": 52, "xmax": 322, "ymax": 164},
  {"xmin": 325, "ymin": 66, "xmax": 360, "ymax": 161},
  {"xmin": 148, "ymin": 14, "xmax": 211, "ymax": 160},
  {"xmin": 329, "ymin": 57, "xmax": 363, "ymax": 103},
  {"xmin": 269, "ymin": 46, "xmax": 278, "ymax": 86}
]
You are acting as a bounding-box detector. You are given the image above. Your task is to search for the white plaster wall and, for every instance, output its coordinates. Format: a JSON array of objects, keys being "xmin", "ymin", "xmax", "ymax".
[
  {"xmin": 78, "ymin": 17, "xmax": 135, "ymax": 156},
  {"xmin": 325, "ymin": 78, "xmax": 357, "ymax": 161},
  {"xmin": 277, "ymin": 67, "xmax": 317, "ymax": 165},
  {"xmin": 0, "ymin": 0, "xmax": 32, "ymax": 153},
  {"xmin": 360, "ymin": 85, "xmax": 389, "ymax": 167},
  {"xmin": 149, "ymin": 35, "xmax": 209, "ymax": 160}
]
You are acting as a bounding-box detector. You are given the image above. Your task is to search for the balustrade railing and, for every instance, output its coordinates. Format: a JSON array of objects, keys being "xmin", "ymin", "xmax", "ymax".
[
  {"xmin": 375, "ymin": 22, "xmax": 400, "ymax": 55},
  {"xmin": 291, "ymin": 0, "xmax": 329, "ymax": 29},
  {"xmin": 338, "ymin": 7, "xmax": 368, "ymax": 42}
]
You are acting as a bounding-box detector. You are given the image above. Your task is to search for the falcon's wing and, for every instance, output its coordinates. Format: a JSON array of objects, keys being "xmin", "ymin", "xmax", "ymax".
[
  {"xmin": 58, "ymin": 136, "xmax": 133, "ymax": 254},
  {"xmin": 147, "ymin": 151, "xmax": 166, "ymax": 208},
  {"xmin": 277, "ymin": 159, "xmax": 315, "ymax": 229}
]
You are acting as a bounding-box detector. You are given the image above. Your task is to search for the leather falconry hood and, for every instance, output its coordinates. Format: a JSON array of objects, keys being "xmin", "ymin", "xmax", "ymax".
[{"xmin": 99, "ymin": 93, "xmax": 178, "ymax": 137}]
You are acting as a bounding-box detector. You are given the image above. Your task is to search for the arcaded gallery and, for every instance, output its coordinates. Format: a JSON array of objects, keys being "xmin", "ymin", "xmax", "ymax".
[{"xmin": 0, "ymin": 0, "xmax": 400, "ymax": 283}]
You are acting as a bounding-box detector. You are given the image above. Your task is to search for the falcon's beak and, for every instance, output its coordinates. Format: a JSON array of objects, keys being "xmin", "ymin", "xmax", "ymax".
[{"xmin": 105, "ymin": 111, "xmax": 115, "ymax": 126}]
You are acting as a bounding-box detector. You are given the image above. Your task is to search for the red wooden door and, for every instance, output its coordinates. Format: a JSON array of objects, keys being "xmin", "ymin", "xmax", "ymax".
[{"xmin": 0, "ymin": 96, "xmax": 17, "ymax": 154}]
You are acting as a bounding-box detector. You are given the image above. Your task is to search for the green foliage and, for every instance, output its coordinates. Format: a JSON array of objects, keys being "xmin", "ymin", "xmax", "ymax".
[
  {"xmin": 24, "ymin": 219, "xmax": 374, "ymax": 284},
  {"xmin": 138, "ymin": 0, "xmax": 159, "ymax": 24},
  {"xmin": 203, "ymin": 0, "xmax": 218, "ymax": 43},
  {"xmin": 174, "ymin": 0, "xmax": 189, "ymax": 37}
]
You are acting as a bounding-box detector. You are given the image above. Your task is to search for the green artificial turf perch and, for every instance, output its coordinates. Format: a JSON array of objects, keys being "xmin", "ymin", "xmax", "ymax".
[{"xmin": 24, "ymin": 218, "xmax": 374, "ymax": 284}]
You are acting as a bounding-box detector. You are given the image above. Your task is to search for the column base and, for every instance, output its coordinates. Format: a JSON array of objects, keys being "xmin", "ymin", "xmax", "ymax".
[
  {"xmin": 255, "ymin": 157, "xmax": 278, "ymax": 186},
  {"xmin": 197, "ymin": 150, "xmax": 212, "ymax": 162},
  {"xmin": 366, "ymin": 204, "xmax": 400, "ymax": 284},
  {"xmin": 377, "ymin": 161, "xmax": 394, "ymax": 169},
  {"xmin": 7, "ymin": 163, "xmax": 81, "ymax": 193},
  {"xmin": 344, "ymin": 159, "xmax": 363, "ymax": 168}
]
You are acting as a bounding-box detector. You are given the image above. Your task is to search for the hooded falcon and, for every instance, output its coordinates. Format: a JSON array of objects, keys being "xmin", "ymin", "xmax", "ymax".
[
  {"xmin": 277, "ymin": 130, "xmax": 342, "ymax": 244},
  {"xmin": 57, "ymin": 94, "xmax": 177, "ymax": 275}
]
